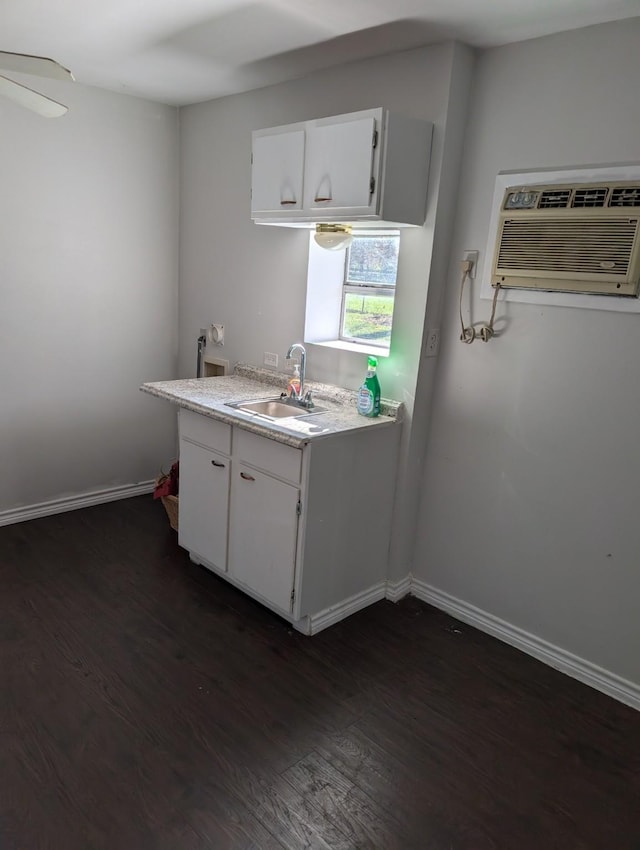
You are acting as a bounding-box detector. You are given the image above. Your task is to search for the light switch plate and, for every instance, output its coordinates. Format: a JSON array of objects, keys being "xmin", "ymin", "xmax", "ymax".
[{"xmin": 264, "ymin": 351, "xmax": 278, "ymax": 367}]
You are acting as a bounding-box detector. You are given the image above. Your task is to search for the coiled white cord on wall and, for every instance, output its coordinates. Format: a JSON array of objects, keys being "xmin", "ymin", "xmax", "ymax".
[{"xmin": 459, "ymin": 260, "xmax": 501, "ymax": 343}]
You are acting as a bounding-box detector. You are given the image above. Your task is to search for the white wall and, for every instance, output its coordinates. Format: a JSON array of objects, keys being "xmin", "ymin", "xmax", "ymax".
[
  {"xmin": 0, "ymin": 80, "xmax": 179, "ymax": 513},
  {"xmin": 179, "ymin": 43, "xmax": 467, "ymax": 398},
  {"xmin": 414, "ymin": 19, "xmax": 640, "ymax": 693},
  {"xmin": 389, "ymin": 43, "xmax": 475, "ymax": 582},
  {"xmin": 179, "ymin": 42, "xmax": 475, "ymax": 579}
]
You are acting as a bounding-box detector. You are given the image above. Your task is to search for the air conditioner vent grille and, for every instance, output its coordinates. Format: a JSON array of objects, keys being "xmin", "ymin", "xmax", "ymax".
[
  {"xmin": 610, "ymin": 187, "xmax": 640, "ymax": 207},
  {"xmin": 572, "ymin": 188, "xmax": 608, "ymax": 208},
  {"xmin": 497, "ymin": 219, "xmax": 637, "ymax": 275},
  {"xmin": 493, "ymin": 181, "xmax": 640, "ymax": 295},
  {"xmin": 538, "ymin": 190, "xmax": 571, "ymax": 209}
]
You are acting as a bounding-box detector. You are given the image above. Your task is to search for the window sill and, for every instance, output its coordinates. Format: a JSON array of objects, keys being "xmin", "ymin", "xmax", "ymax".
[{"xmin": 307, "ymin": 339, "xmax": 390, "ymax": 358}]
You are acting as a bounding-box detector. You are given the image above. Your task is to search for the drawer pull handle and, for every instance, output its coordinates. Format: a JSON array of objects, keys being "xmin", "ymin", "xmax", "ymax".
[
  {"xmin": 240, "ymin": 472, "xmax": 255, "ymax": 481},
  {"xmin": 314, "ymin": 196, "xmax": 332, "ymax": 202},
  {"xmin": 280, "ymin": 199, "xmax": 297, "ymax": 205},
  {"xmin": 211, "ymin": 459, "xmax": 225, "ymax": 468}
]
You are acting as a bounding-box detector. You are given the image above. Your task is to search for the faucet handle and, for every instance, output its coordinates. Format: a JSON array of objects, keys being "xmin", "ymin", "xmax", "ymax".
[{"xmin": 302, "ymin": 390, "xmax": 314, "ymax": 409}]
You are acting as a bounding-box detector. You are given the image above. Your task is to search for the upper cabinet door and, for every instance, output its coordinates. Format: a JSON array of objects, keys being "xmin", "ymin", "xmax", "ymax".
[
  {"xmin": 303, "ymin": 114, "xmax": 379, "ymax": 215},
  {"xmin": 251, "ymin": 128, "xmax": 305, "ymax": 215}
]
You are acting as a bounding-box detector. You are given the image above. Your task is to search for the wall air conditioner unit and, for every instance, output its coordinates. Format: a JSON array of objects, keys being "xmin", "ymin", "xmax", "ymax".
[{"xmin": 491, "ymin": 182, "xmax": 640, "ymax": 296}]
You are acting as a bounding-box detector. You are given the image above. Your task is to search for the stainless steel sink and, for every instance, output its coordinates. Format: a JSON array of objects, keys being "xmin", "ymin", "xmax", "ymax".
[{"xmin": 226, "ymin": 396, "xmax": 326, "ymax": 420}]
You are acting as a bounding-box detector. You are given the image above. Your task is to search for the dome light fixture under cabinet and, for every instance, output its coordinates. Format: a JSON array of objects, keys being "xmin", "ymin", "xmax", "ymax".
[{"xmin": 314, "ymin": 223, "xmax": 353, "ymax": 251}]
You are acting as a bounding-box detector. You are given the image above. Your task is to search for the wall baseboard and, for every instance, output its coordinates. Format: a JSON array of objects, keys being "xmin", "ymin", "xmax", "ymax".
[
  {"xmin": 0, "ymin": 480, "xmax": 156, "ymax": 528},
  {"xmin": 304, "ymin": 582, "xmax": 388, "ymax": 635},
  {"xmin": 412, "ymin": 578, "xmax": 640, "ymax": 712},
  {"xmin": 386, "ymin": 575, "xmax": 412, "ymax": 602}
]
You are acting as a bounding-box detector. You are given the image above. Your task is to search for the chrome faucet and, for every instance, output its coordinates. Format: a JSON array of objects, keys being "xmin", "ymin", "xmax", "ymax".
[{"xmin": 286, "ymin": 342, "xmax": 313, "ymax": 407}]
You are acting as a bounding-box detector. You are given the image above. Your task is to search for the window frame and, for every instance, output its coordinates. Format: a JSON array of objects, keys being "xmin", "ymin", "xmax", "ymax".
[{"xmin": 339, "ymin": 230, "xmax": 400, "ymax": 350}]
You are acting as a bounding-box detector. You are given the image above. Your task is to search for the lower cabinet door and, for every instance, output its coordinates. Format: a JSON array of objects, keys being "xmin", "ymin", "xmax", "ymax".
[
  {"xmin": 178, "ymin": 438, "xmax": 230, "ymax": 571},
  {"xmin": 228, "ymin": 463, "xmax": 299, "ymax": 614}
]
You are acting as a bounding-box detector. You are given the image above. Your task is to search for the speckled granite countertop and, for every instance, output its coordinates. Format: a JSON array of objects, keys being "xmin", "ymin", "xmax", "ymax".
[{"xmin": 141, "ymin": 364, "xmax": 403, "ymax": 448}]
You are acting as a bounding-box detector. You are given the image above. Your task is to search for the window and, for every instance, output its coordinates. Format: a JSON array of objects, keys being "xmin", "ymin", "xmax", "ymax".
[
  {"xmin": 304, "ymin": 228, "xmax": 401, "ymax": 357},
  {"xmin": 340, "ymin": 231, "xmax": 399, "ymax": 349}
]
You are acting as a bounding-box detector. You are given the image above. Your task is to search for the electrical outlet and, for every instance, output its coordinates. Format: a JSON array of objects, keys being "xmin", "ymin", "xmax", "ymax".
[
  {"xmin": 463, "ymin": 250, "xmax": 479, "ymax": 278},
  {"xmin": 263, "ymin": 351, "xmax": 279, "ymax": 368},
  {"xmin": 425, "ymin": 328, "xmax": 440, "ymax": 357}
]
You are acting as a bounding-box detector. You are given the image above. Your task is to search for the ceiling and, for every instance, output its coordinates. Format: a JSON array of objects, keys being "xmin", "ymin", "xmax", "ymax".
[{"xmin": 1, "ymin": 0, "xmax": 639, "ymax": 106}]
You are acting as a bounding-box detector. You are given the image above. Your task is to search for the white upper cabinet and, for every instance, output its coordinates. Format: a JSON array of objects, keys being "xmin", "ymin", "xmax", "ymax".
[
  {"xmin": 251, "ymin": 128, "xmax": 304, "ymax": 214},
  {"xmin": 303, "ymin": 114, "xmax": 378, "ymax": 215},
  {"xmin": 251, "ymin": 108, "xmax": 432, "ymax": 227}
]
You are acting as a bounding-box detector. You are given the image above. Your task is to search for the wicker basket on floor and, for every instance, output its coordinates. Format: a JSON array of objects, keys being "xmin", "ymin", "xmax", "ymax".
[{"xmin": 156, "ymin": 476, "xmax": 179, "ymax": 532}]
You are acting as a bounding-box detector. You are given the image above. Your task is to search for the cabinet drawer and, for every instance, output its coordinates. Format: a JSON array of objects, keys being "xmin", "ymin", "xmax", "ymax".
[
  {"xmin": 234, "ymin": 428, "xmax": 302, "ymax": 483},
  {"xmin": 179, "ymin": 409, "xmax": 231, "ymax": 455}
]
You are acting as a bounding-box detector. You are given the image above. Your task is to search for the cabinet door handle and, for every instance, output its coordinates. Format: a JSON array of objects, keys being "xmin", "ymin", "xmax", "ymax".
[
  {"xmin": 314, "ymin": 196, "xmax": 332, "ymax": 202},
  {"xmin": 240, "ymin": 471, "xmax": 255, "ymax": 481},
  {"xmin": 211, "ymin": 459, "xmax": 225, "ymax": 468},
  {"xmin": 280, "ymin": 199, "xmax": 297, "ymax": 205}
]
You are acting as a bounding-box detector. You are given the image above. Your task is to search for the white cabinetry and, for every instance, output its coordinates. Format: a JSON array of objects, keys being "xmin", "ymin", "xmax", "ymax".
[
  {"xmin": 251, "ymin": 128, "xmax": 304, "ymax": 214},
  {"xmin": 251, "ymin": 108, "xmax": 432, "ymax": 226},
  {"xmin": 229, "ymin": 464, "xmax": 299, "ymax": 614},
  {"xmin": 228, "ymin": 427, "xmax": 301, "ymax": 614},
  {"xmin": 177, "ymin": 408, "xmax": 401, "ymax": 634},
  {"xmin": 178, "ymin": 411, "xmax": 231, "ymax": 573},
  {"xmin": 179, "ymin": 439, "xmax": 230, "ymax": 572},
  {"xmin": 303, "ymin": 114, "xmax": 377, "ymax": 216}
]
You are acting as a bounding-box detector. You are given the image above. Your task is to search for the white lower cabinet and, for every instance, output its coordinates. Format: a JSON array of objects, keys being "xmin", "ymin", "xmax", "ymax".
[
  {"xmin": 178, "ymin": 438, "xmax": 230, "ymax": 572},
  {"xmin": 228, "ymin": 463, "xmax": 299, "ymax": 614},
  {"xmin": 177, "ymin": 407, "xmax": 400, "ymax": 634}
]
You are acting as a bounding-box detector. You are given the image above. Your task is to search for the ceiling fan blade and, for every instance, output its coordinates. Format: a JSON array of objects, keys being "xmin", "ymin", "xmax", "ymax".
[
  {"xmin": 0, "ymin": 75, "xmax": 68, "ymax": 117},
  {"xmin": 0, "ymin": 51, "xmax": 74, "ymax": 82}
]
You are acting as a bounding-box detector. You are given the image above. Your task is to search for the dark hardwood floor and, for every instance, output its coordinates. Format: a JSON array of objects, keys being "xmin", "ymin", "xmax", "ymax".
[{"xmin": 1, "ymin": 496, "xmax": 638, "ymax": 849}]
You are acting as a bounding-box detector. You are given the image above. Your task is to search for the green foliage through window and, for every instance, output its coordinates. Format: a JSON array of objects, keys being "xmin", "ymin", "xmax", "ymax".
[{"xmin": 341, "ymin": 233, "xmax": 399, "ymax": 348}]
